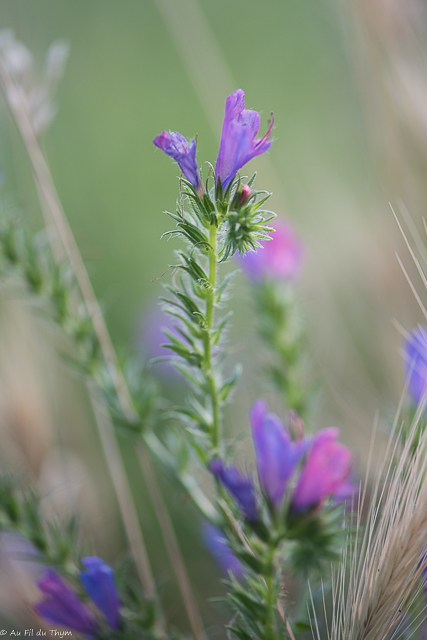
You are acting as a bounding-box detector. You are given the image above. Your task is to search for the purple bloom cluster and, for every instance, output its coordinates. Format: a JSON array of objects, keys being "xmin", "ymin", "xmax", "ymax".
[
  {"xmin": 153, "ymin": 89, "xmax": 273, "ymax": 196},
  {"xmin": 211, "ymin": 400, "xmax": 353, "ymax": 519},
  {"xmin": 237, "ymin": 219, "xmax": 303, "ymax": 282},
  {"xmin": 403, "ymin": 326, "xmax": 427, "ymax": 404},
  {"xmin": 33, "ymin": 557, "xmax": 119, "ymax": 637}
]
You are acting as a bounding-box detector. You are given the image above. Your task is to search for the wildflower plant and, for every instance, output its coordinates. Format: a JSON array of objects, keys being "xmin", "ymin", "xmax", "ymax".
[
  {"xmin": 152, "ymin": 88, "xmax": 354, "ymax": 640},
  {"xmin": 4, "ymin": 30, "xmax": 426, "ymax": 640}
]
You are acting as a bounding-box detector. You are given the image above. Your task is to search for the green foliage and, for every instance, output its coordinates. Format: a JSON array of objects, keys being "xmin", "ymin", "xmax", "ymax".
[
  {"xmin": 220, "ymin": 183, "xmax": 276, "ymax": 262},
  {"xmin": 0, "ymin": 476, "xmax": 171, "ymax": 640},
  {"xmin": 253, "ymin": 280, "xmax": 309, "ymax": 418},
  {"xmin": 0, "ymin": 212, "xmax": 157, "ymax": 438},
  {"xmin": 0, "ymin": 474, "xmax": 79, "ymax": 567}
]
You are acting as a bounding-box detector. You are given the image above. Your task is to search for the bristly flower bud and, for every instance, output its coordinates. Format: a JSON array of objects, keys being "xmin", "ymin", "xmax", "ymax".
[
  {"xmin": 239, "ymin": 184, "xmax": 251, "ymax": 206},
  {"xmin": 220, "ymin": 189, "xmax": 274, "ymax": 262}
]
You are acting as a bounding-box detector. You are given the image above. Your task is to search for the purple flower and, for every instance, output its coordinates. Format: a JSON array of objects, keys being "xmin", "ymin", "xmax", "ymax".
[
  {"xmin": 138, "ymin": 305, "xmax": 184, "ymax": 377},
  {"xmin": 153, "ymin": 131, "xmax": 203, "ymax": 193},
  {"xmin": 33, "ymin": 569, "xmax": 98, "ymax": 637},
  {"xmin": 202, "ymin": 522, "xmax": 245, "ymax": 578},
  {"xmin": 34, "ymin": 558, "xmax": 120, "ymax": 636},
  {"xmin": 292, "ymin": 428, "xmax": 352, "ymax": 512},
  {"xmin": 216, "ymin": 89, "xmax": 274, "ymax": 191},
  {"xmin": 237, "ymin": 219, "xmax": 303, "ymax": 282},
  {"xmin": 210, "ymin": 459, "xmax": 258, "ymax": 521},
  {"xmin": 80, "ymin": 557, "xmax": 119, "ymax": 630},
  {"xmin": 250, "ymin": 399, "xmax": 307, "ymax": 509},
  {"xmin": 403, "ymin": 326, "xmax": 427, "ymax": 404}
]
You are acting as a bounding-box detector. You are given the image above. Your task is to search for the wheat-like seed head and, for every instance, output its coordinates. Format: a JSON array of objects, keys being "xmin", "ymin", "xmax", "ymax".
[{"xmin": 312, "ymin": 399, "xmax": 427, "ymax": 640}]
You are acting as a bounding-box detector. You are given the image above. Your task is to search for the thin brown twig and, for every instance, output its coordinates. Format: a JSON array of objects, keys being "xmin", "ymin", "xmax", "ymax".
[
  {"xmin": 285, "ymin": 619, "xmax": 297, "ymax": 640},
  {"xmin": 90, "ymin": 389, "xmax": 159, "ymax": 603}
]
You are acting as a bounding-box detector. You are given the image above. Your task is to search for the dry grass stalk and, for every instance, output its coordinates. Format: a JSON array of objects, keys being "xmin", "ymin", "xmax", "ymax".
[{"xmin": 312, "ymin": 401, "xmax": 427, "ymax": 640}]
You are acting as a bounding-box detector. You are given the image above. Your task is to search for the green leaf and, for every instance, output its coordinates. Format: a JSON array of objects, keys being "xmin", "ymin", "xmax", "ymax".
[{"xmin": 218, "ymin": 364, "xmax": 241, "ymax": 402}]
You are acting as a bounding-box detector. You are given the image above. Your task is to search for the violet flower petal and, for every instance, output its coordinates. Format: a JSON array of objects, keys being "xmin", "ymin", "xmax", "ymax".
[
  {"xmin": 292, "ymin": 428, "xmax": 352, "ymax": 511},
  {"xmin": 153, "ymin": 130, "xmax": 202, "ymax": 190},
  {"xmin": 237, "ymin": 219, "xmax": 303, "ymax": 282},
  {"xmin": 80, "ymin": 556, "xmax": 120, "ymax": 630},
  {"xmin": 202, "ymin": 522, "xmax": 245, "ymax": 578},
  {"xmin": 210, "ymin": 459, "xmax": 258, "ymax": 521},
  {"xmin": 34, "ymin": 569, "xmax": 97, "ymax": 637},
  {"xmin": 403, "ymin": 326, "xmax": 427, "ymax": 405},
  {"xmin": 251, "ymin": 399, "xmax": 306, "ymax": 508},
  {"xmin": 216, "ymin": 89, "xmax": 273, "ymax": 191}
]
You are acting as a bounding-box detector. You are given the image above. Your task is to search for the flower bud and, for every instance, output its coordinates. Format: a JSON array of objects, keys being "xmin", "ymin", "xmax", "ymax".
[{"xmin": 239, "ymin": 184, "xmax": 251, "ymax": 206}]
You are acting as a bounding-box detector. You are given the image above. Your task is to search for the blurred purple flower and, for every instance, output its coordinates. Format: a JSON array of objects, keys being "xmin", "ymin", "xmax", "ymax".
[
  {"xmin": 34, "ymin": 558, "xmax": 119, "ymax": 636},
  {"xmin": 237, "ymin": 219, "xmax": 303, "ymax": 282},
  {"xmin": 216, "ymin": 89, "xmax": 274, "ymax": 191},
  {"xmin": 153, "ymin": 131, "xmax": 203, "ymax": 193},
  {"xmin": 202, "ymin": 522, "xmax": 245, "ymax": 578},
  {"xmin": 250, "ymin": 399, "xmax": 307, "ymax": 509},
  {"xmin": 210, "ymin": 459, "xmax": 258, "ymax": 521},
  {"xmin": 33, "ymin": 569, "xmax": 98, "ymax": 637},
  {"xmin": 292, "ymin": 428, "xmax": 353, "ymax": 512},
  {"xmin": 80, "ymin": 557, "xmax": 119, "ymax": 630},
  {"xmin": 138, "ymin": 306, "xmax": 184, "ymax": 377},
  {"xmin": 403, "ymin": 326, "xmax": 427, "ymax": 404}
]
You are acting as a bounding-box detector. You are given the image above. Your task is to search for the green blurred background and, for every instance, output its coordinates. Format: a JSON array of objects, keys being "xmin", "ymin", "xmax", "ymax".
[{"xmin": 0, "ymin": 0, "xmax": 426, "ymax": 633}]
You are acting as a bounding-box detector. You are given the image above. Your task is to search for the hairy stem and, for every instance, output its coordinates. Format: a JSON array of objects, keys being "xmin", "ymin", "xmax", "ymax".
[
  {"xmin": 265, "ymin": 544, "xmax": 277, "ymax": 640},
  {"xmin": 205, "ymin": 222, "xmax": 220, "ymax": 453}
]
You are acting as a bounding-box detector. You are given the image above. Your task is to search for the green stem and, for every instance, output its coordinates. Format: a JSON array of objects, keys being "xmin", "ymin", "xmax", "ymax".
[
  {"xmin": 265, "ymin": 543, "xmax": 277, "ymax": 640},
  {"xmin": 204, "ymin": 222, "xmax": 220, "ymax": 453}
]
